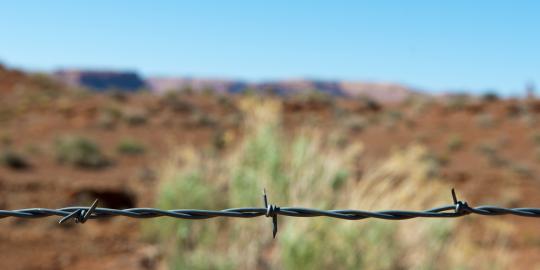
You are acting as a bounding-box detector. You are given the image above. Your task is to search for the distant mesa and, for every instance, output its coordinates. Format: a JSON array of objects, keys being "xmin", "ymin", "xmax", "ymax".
[
  {"xmin": 53, "ymin": 68, "xmax": 419, "ymax": 103},
  {"xmin": 55, "ymin": 70, "xmax": 146, "ymax": 92},
  {"xmin": 146, "ymin": 77, "xmax": 248, "ymax": 94},
  {"xmin": 148, "ymin": 77, "xmax": 418, "ymax": 103}
]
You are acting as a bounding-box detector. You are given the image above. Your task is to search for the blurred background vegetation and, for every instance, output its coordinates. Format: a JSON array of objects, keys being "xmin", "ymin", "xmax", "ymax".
[
  {"xmin": 144, "ymin": 97, "xmax": 513, "ymax": 270},
  {"xmin": 0, "ymin": 67, "xmax": 536, "ymax": 269}
]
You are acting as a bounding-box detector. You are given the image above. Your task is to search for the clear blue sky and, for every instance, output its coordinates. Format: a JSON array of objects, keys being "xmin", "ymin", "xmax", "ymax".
[{"xmin": 1, "ymin": 1, "xmax": 538, "ymax": 94}]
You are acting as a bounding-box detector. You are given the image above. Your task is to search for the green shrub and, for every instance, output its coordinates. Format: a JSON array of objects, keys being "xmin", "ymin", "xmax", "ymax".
[
  {"xmin": 189, "ymin": 111, "xmax": 217, "ymax": 127},
  {"xmin": 217, "ymin": 95, "xmax": 236, "ymax": 109},
  {"xmin": 506, "ymin": 102, "xmax": 528, "ymax": 118},
  {"xmin": 406, "ymin": 96, "xmax": 432, "ymax": 116},
  {"xmin": 447, "ymin": 134, "xmax": 463, "ymax": 152},
  {"xmin": 478, "ymin": 143, "xmax": 497, "ymax": 156},
  {"xmin": 509, "ymin": 162, "xmax": 533, "ymax": 178},
  {"xmin": 162, "ymin": 91, "xmax": 194, "ymax": 112},
  {"xmin": 0, "ymin": 133, "xmax": 12, "ymax": 146},
  {"xmin": 107, "ymin": 91, "xmax": 128, "ymax": 102},
  {"xmin": 24, "ymin": 144, "xmax": 42, "ymax": 155},
  {"xmin": 481, "ymin": 92, "xmax": 499, "ymax": 102},
  {"xmin": 55, "ymin": 136, "xmax": 108, "ymax": 168},
  {"xmin": 532, "ymin": 132, "xmax": 540, "ymax": 146},
  {"xmin": 344, "ymin": 116, "xmax": 368, "ymax": 132},
  {"xmin": 421, "ymin": 150, "xmax": 448, "ymax": 177},
  {"xmin": 179, "ymin": 85, "xmax": 194, "ymax": 95},
  {"xmin": 477, "ymin": 143, "xmax": 508, "ymax": 167},
  {"xmin": 535, "ymin": 148, "xmax": 540, "ymax": 161},
  {"xmin": 386, "ymin": 110, "xmax": 403, "ymax": 122},
  {"xmin": 445, "ymin": 94, "xmax": 470, "ymax": 110},
  {"xmin": 123, "ymin": 108, "xmax": 148, "ymax": 126},
  {"xmin": 475, "ymin": 113, "xmax": 495, "ymax": 128},
  {"xmin": 294, "ymin": 90, "xmax": 334, "ymax": 106},
  {"xmin": 378, "ymin": 110, "xmax": 403, "ymax": 131},
  {"xmin": 97, "ymin": 113, "xmax": 116, "ymax": 129},
  {"xmin": 281, "ymin": 220, "xmax": 400, "ymax": 270},
  {"xmin": 357, "ymin": 96, "xmax": 381, "ymax": 111},
  {"xmin": 117, "ymin": 139, "xmax": 145, "ymax": 155},
  {"xmin": 521, "ymin": 113, "xmax": 537, "ymax": 127},
  {"xmin": 97, "ymin": 106, "xmax": 122, "ymax": 129},
  {"xmin": 202, "ymin": 86, "xmax": 216, "ymax": 96}
]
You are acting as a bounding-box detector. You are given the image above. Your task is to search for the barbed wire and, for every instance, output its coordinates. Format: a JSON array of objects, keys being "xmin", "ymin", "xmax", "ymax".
[{"xmin": 0, "ymin": 189, "xmax": 538, "ymax": 238}]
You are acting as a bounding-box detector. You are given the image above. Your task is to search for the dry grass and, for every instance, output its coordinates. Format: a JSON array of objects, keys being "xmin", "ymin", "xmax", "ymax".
[{"xmin": 146, "ymin": 97, "xmax": 514, "ymax": 270}]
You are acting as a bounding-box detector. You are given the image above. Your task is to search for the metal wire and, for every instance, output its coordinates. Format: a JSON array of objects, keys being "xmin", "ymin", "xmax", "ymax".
[{"xmin": 0, "ymin": 189, "xmax": 538, "ymax": 238}]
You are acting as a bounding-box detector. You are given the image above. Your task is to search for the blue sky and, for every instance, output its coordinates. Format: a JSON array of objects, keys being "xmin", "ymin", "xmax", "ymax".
[{"xmin": 0, "ymin": 1, "xmax": 538, "ymax": 94}]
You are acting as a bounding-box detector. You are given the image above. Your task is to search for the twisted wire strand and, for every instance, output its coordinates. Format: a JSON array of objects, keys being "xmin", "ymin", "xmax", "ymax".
[
  {"xmin": 1, "ymin": 205, "xmax": 539, "ymax": 220},
  {"xmin": 2, "ymin": 189, "xmax": 536, "ymax": 238}
]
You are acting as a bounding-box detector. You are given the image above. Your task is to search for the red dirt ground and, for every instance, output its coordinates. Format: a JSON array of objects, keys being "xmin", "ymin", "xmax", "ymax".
[{"xmin": 0, "ymin": 67, "xmax": 539, "ymax": 269}]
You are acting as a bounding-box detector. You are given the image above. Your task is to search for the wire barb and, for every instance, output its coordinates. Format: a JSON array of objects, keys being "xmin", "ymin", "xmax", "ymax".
[
  {"xmin": 451, "ymin": 188, "xmax": 471, "ymax": 215},
  {"xmin": 263, "ymin": 189, "xmax": 279, "ymax": 238},
  {"xmin": 58, "ymin": 199, "xmax": 99, "ymax": 224}
]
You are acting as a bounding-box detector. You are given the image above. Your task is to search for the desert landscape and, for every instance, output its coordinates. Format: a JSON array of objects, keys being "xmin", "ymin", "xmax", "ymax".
[{"xmin": 0, "ymin": 64, "xmax": 539, "ymax": 269}]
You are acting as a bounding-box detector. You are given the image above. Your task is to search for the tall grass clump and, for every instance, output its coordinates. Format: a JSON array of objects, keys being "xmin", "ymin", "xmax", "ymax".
[{"xmin": 147, "ymin": 97, "xmax": 513, "ymax": 270}]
